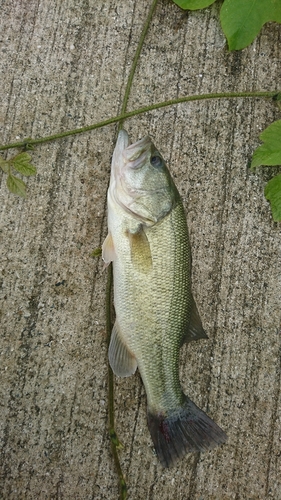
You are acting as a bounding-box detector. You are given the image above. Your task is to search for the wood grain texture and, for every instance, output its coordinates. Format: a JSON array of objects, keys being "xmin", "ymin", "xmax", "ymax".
[{"xmin": 0, "ymin": 1, "xmax": 280, "ymax": 498}]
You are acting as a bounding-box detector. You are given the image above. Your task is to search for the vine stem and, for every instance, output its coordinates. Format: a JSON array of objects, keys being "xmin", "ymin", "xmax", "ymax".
[
  {"xmin": 118, "ymin": 0, "xmax": 159, "ymax": 130},
  {"xmin": 106, "ymin": 265, "xmax": 127, "ymax": 500},
  {"xmin": 0, "ymin": 91, "xmax": 279, "ymax": 152},
  {"xmin": 106, "ymin": 1, "xmax": 159, "ymax": 498}
]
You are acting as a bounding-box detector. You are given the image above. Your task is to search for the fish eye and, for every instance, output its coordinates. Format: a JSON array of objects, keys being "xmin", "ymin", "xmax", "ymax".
[{"xmin": 150, "ymin": 155, "xmax": 163, "ymax": 168}]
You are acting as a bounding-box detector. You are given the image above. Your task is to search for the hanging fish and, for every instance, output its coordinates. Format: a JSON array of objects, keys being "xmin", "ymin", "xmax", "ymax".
[{"xmin": 102, "ymin": 130, "xmax": 227, "ymax": 467}]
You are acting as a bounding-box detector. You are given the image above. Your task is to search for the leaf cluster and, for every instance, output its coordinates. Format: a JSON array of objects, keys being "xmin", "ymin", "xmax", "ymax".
[
  {"xmin": 251, "ymin": 120, "xmax": 281, "ymax": 222},
  {"xmin": 173, "ymin": 0, "xmax": 281, "ymax": 50},
  {"xmin": 0, "ymin": 152, "xmax": 37, "ymax": 198}
]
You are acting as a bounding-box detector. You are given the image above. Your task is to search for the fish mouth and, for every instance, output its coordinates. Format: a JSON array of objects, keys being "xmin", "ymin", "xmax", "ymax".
[
  {"xmin": 112, "ymin": 130, "xmax": 152, "ymax": 173},
  {"xmin": 110, "ymin": 130, "xmax": 159, "ymax": 224},
  {"xmin": 123, "ymin": 135, "xmax": 152, "ymax": 169}
]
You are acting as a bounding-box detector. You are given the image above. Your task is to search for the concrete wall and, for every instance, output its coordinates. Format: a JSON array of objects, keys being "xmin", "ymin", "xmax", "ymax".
[{"xmin": 1, "ymin": 1, "xmax": 280, "ymax": 498}]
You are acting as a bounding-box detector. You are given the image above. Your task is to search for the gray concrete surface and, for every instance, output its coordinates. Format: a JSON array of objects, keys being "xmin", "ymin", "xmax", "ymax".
[{"xmin": 0, "ymin": 0, "xmax": 281, "ymax": 498}]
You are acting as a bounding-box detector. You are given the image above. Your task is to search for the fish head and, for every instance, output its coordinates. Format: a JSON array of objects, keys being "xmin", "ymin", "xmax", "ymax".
[{"xmin": 109, "ymin": 130, "xmax": 180, "ymax": 225}]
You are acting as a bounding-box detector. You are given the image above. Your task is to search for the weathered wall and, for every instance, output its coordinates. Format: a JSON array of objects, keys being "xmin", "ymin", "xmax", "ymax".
[{"xmin": 0, "ymin": 1, "xmax": 280, "ymax": 498}]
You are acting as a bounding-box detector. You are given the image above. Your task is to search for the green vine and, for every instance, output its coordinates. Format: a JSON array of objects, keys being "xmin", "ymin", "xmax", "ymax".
[
  {"xmin": 106, "ymin": 1, "xmax": 159, "ymax": 497},
  {"xmin": 118, "ymin": 0, "xmax": 159, "ymax": 130},
  {"xmin": 0, "ymin": 91, "xmax": 278, "ymax": 153}
]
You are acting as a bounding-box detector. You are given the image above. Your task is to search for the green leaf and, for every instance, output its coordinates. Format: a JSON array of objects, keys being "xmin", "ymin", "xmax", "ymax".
[
  {"xmin": 23, "ymin": 137, "xmax": 35, "ymax": 150},
  {"xmin": 264, "ymin": 174, "xmax": 281, "ymax": 221},
  {"xmin": 91, "ymin": 247, "xmax": 102, "ymax": 258},
  {"xmin": 220, "ymin": 0, "xmax": 281, "ymax": 50},
  {"xmin": 251, "ymin": 120, "xmax": 281, "ymax": 169},
  {"xmin": 0, "ymin": 156, "xmax": 10, "ymax": 173},
  {"xmin": 172, "ymin": 0, "xmax": 216, "ymax": 10},
  {"xmin": 6, "ymin": 174, "xmax": 27, "ymax": 198},
  {"xmin": 11, "ymin": 152, "xmax": 37, "ymax": 176}
]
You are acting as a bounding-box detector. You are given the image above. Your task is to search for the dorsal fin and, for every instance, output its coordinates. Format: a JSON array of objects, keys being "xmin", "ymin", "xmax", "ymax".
[{"xmin": 182, "ymin": 295, "xmax": 208, "ymax": 344}]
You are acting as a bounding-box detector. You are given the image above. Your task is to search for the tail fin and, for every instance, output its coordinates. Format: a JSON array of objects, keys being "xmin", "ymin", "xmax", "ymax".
[{"xmin": 147, "ymin": 396, "xmax": 227, "ymax": 467}]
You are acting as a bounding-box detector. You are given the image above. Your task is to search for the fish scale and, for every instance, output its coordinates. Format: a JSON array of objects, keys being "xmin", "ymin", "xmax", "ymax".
[{"xmin": 129, "ymin": 203, "xmax": 190, "ymax": 412}]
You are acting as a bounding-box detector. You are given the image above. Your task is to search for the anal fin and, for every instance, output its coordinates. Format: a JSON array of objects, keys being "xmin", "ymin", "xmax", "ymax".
[
  {"xmin": 182, "ymin": 295, "xmax": 208, "ymax": 344},
  {"xmin": 108, "ymin": 321, "xmax": 137, "ymax": 377}
]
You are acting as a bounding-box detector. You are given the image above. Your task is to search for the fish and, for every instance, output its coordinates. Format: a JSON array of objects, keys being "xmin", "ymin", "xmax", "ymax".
[{"xmin": 102, "ymin": 129, "xmax": 227, "ymax": 467}]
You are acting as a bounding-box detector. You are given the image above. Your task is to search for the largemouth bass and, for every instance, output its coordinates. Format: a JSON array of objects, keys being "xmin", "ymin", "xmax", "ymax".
[{"xmin": 102, "ymin": 130, "xmax": 227, "ymax": 467}]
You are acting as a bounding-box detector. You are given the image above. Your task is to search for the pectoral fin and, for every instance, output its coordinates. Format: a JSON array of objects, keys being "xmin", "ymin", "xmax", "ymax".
[
  {"xmin": 108, "ymin": 321, "xmax": 138, "ymax": 377},
  {"xmin": 182, "ymin": 295, "xmax": 208, "ymax": 344},
  {"xmin": 102, "ymin": 233, "xmax": 116, "ymax": 267},
  {"xmin": 127, "ymin": 225, "xmax": 152, "ymax": 273}
]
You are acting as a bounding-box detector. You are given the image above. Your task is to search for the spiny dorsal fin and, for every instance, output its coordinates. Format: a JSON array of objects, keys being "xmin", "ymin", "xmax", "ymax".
[
  {"xmin": 108, "ymin": 321, "xmax": 138, "ymax": 377},
  {"xmin": 182, "ymin": 295, "xmax": 208, "ymax": 344}
]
